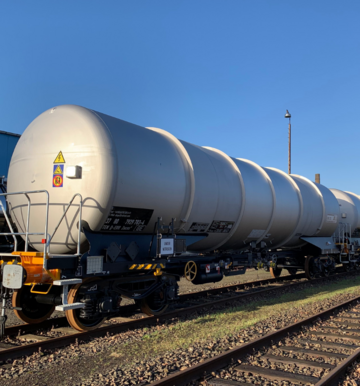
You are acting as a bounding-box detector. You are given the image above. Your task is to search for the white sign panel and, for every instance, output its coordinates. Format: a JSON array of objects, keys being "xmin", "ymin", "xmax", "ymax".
[
  {"xmin": 2, "ymin": 264, "xmax": 24, "ymax": 289},
  {"xmin": 160, "ymin": 239, "xmax": 174, "ymax": 255},
  {"xmin": 326, "ymin": 214, "xmax": 338, "ymax": 223}
]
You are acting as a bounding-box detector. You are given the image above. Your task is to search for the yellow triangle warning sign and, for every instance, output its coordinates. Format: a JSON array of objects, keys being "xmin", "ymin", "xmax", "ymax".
[
  {"xmin": 54, "ymin": 151, "xmax": 65, "ymax": 164},
  {"xmin": 54, "ymin": 165, "xmax": 63, "ymax": 174}
]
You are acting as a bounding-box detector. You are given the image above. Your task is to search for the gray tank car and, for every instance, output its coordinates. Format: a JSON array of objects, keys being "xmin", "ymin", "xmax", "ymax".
[{"xmin": 0, "ymin": 105, "xmax": 359, "ymax": 333}]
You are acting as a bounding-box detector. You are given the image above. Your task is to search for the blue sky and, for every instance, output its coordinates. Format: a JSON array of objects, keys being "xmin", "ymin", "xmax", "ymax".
[{"xmin": 1, "ymin": 1, "xmax": 359, "ymax": 192}]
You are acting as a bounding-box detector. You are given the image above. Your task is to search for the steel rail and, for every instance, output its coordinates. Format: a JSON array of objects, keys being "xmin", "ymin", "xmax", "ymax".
[
  {"xmin": 4, "ymin": 272, "xmax": 305, "ymax": 337},
  {"xmin": 5, "ymin": 269, "xmax": 352, "ymax": 340},
  {"xmin": 0, "ymin": 274, "xmax": 317, "ymax": 361},
  {"xmin": 314, "ymin": 347, "xmax": 360, "ymax": 386},
  {"xmin": 149, "ymin": 295, "xmax": 360, "ymax": 386}
]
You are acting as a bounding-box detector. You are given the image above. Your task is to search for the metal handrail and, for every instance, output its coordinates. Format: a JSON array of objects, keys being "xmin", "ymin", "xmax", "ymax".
[
  {"xmin": 45, "ymin": 193, "xmax": 83, "ymax": 269},
  {"xmin": 0, "ymin": 200, "xmax": 17, "ymax": 251},
  {"xmin": 0, "ymin": 190, "xmax": 49, "ymax": 255},
  {"xmin": 0, "ymin": 190, "xmax": 83, "ymax": 270}
]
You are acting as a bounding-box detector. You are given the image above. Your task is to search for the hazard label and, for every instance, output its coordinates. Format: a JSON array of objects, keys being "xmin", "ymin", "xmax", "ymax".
[
  {"xmin": 54, "ymin": 151, "xmax": 65, "ymax": 164},
  {"xmin": 53, "ymin": 164, "xmax": 63, "ymax": 175},
  {"xmin": 205, "ymin": 264, "xmax": 210, "ymax": 273},
  {"xmin": 53, "ymin": 175, "xmax": 63, "ymax": 188}
]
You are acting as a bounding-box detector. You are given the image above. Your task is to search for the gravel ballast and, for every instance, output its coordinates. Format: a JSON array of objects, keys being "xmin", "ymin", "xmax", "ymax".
[{"xmin": 1, "ymin": 274, "xmax": 360, "ymax": 386}]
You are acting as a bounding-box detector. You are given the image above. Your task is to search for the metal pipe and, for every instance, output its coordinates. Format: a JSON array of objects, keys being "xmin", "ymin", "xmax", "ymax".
[
  {"xmin": 34, "ymin": 294, "xmax": 62, "ymax": 305},
  {"xmin": 350, "ymin": 224, "xmax": 352, "ymax": 245},
  {"xmin": 77, "ymin": 195, "xmax": 83, "ymax": 255},
  {"xmin": 43, "ymin": 191, "xmax": 49, "ymax": 262},
  {"xmin": 0, "ymin": 232, "xmax": 45, "ymax": 236},
  {"xmin": 24, "ymin": 194, "xmax": 31, "ymax": 252},
  {"xmin": 0, "ymin": 200, "xmax": 17, "ymax": 250},
  {"xmin": 315, "ymin": 174, "xmax": 320, "ymax": 184},
  {"xmin": 0, "ymin": 190, "xmax": 49, "ymax": 197}
]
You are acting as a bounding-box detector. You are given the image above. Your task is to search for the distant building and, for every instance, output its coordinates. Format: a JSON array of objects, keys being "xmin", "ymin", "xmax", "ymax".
[{"xmin": 0, "ymin": 131, "xmax": 21, "ymax": 178}]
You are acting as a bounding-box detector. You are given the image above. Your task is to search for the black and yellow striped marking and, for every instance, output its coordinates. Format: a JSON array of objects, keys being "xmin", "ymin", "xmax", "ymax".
[{"xmin": 129, "ymin": 263, "xmax": 165, "ymax": 270}]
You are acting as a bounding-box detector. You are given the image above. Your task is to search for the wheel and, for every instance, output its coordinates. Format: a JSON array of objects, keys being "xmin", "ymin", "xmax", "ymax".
[
  {"xmin": 184, "ymin": 261, "xmax": 197, "ymax": 282},
  {"xmin": 140, "ymin": 289, "xmax": 169, "ymax": 316},
  {"xmin": 12, "ymin": 286, "xmax": 55, "ymax": 324},
  {"xmin": 305, "ymin": 256, "xmax": 316, "ymax": 280},
  {"xmin": 269, "ymin": 266, "xmax": 282, "ymax": 278},
  {"xmin": 287, "ymin": 268, "xmax": 297, "ymax": 276},
  {"xmin": 65, "ymin": 278, "xmax": 106, "ymax": 332}
]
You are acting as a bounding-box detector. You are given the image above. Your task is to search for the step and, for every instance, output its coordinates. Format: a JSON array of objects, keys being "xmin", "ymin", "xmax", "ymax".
[
  {"xmin": 55, "ymin": 302, "xmax": 85, "ymax": 311},
  {"xmin": 53, "ymin": 278, "xmax": 82, "ymax": 286}
]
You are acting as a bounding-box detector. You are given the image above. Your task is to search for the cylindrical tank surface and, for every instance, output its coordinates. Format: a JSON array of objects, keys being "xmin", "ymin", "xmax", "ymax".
[
  {"xmin": 331, "ymin": 189, "xmax": 360, "ymax": 235},
  {"xmin": 6, "ymin": 105, "xmax": 358, "ymax": 254}
]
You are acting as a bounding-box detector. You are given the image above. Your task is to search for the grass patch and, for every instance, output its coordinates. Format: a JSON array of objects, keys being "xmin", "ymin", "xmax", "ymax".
[{"xmin": 110, "ymin": 276, "xmax": 360, "ymax": 363}]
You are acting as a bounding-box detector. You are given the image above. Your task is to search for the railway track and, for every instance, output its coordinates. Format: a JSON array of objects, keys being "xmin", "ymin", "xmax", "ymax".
[
  {"xmin": 0, "ymin": 270, "xmax": 351, "ymax": 365},
  {"xmin": 4, "ymin": 272, "xmax": 305, "ymax": 337},
  {"xmin": 148, "ymin": 295, "xmax": 360, "ymax": 386}
]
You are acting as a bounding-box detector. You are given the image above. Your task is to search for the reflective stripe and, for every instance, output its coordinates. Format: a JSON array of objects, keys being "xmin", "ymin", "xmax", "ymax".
[{"xmin": 129, "ymin": 263, "xmax": 165, "ymax": 270}]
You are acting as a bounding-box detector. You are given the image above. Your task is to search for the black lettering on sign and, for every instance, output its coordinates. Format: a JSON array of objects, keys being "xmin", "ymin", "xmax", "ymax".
[
  {"xmin": 207, "ymin": 220, "xmax": 235, "ymax": 234},
  {"xmin": 101, "ymin": 207, "xmax": 154, "ymax": 232}
]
